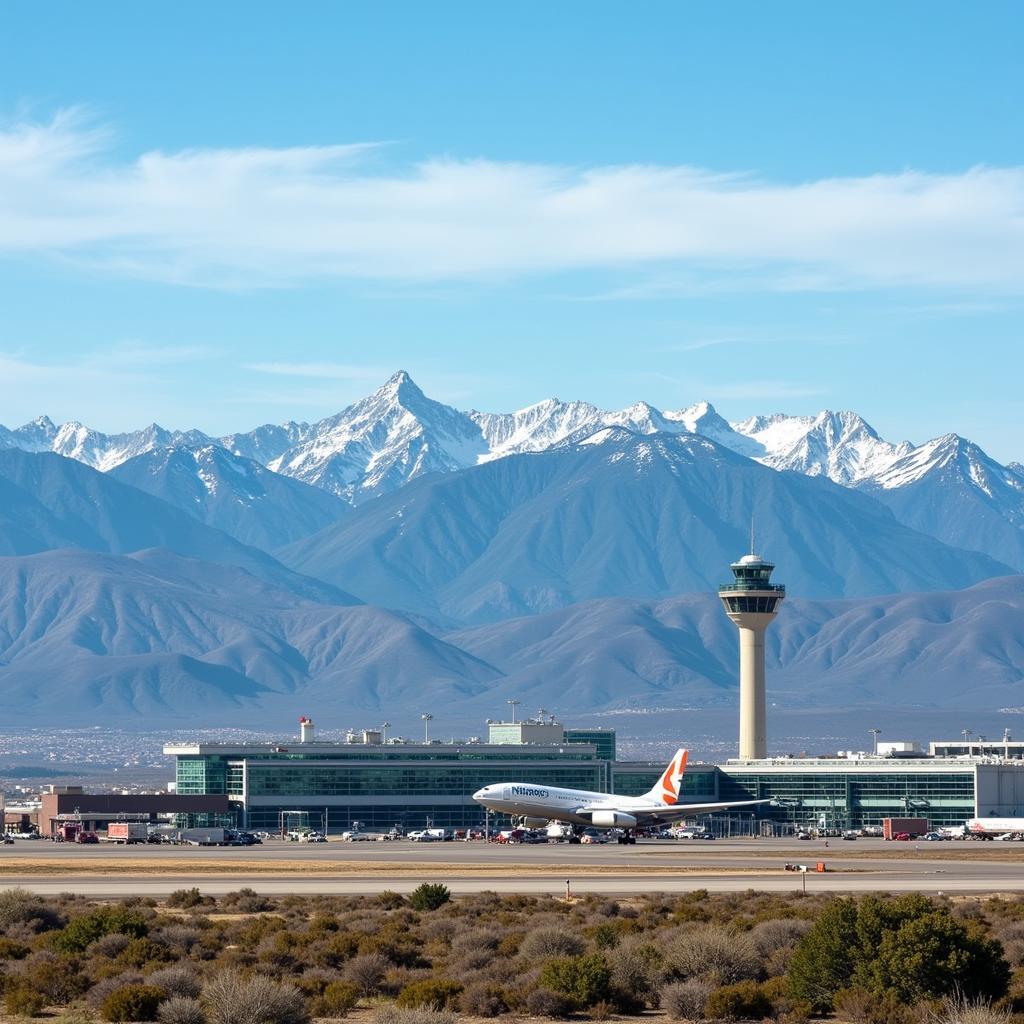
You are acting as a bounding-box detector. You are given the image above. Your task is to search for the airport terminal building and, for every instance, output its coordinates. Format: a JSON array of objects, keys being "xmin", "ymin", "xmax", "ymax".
[{"xmin": 164, "ymin": 720, "xmax": 1024, "ymax": 834}]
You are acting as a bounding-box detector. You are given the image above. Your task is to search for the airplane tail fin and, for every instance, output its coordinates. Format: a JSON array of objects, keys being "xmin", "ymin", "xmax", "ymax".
[{"xmin": 645, "ymin": 748, "xmax": 688, "ymax": 806}]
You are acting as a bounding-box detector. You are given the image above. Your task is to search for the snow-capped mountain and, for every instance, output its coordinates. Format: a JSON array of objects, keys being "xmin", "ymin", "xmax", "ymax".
[
  {"xmin": 110, "ymin": 444, "xmax": 349, "ymax": 549},
  {"xmin": 265, "ymin": 371, "xmax": 490, "ymax": 501},
  {"xmin": 2, "ymin": 370, "xmax": 1021, "ymax": 567},
  {"xmin": 278, "ymin": 428, "xmax": 1010, "ymax": 624},
  {"xmin": 729, "ymin": 409, "xmax": 912, "ymax": 484}
]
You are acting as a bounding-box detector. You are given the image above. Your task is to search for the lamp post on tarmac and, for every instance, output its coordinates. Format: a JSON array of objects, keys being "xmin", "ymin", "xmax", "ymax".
[
  {"xmin": 422, "ymin": 713, "xmax": 433, "ymax": 743},
  {"xmin": 507, "ymin": 699, "xmax": 520, "ymax": 724}
]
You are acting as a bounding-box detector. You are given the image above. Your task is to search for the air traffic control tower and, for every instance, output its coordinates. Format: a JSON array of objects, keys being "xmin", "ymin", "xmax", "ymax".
[{"xmin": 719, "ymin": 550, "xmax": 786, "ymax": 759}]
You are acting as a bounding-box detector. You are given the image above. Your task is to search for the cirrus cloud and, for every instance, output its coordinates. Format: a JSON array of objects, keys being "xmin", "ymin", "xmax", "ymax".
[{"xmin": 0, "ymin": 109, "xmax": 1022, "ymax": 293}]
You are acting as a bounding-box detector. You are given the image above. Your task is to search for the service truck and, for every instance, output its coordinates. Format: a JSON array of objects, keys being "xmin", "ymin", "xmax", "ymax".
[
  {"xmin": 104, "ymin": 822, "xmax": 148, "ymax": 844},
  {"xmin": 882, "ymin": 817, "xmax": 928, "ymax": 840}
]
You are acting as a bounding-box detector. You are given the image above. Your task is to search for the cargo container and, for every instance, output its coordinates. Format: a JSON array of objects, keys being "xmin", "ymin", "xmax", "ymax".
[
  {"xmin": 882, "ymin": 817, "xmax": 928, "ymax": 840},
  {"xmin": 104, "ymin": 822, "xmax": 148, "ymax": 844},
  {"xmin": 181, "ymin": 827, "xmax": 231, "ymax": 846}
]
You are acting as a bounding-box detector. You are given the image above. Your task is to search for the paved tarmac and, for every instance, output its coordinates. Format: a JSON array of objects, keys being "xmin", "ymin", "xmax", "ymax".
[{"xmin": 1, "ymin": 836, "xmax": 1021, "ymax": 897}]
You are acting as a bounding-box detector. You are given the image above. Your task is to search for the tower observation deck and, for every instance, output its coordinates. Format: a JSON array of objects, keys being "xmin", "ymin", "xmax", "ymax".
[{"xmin": 719, "ymin": 553, "xmax": 786, "ymax": 759}]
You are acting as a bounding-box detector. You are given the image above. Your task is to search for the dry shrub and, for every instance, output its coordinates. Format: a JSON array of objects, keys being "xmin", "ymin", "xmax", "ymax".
[
  {"xmin": 930, "ymin": 993, "xmax": 1011, "ymax": 1024},
  {"xmin": 202, "ymin": 970, "xmax": 308, "ymax": 1024},
  {"xmin": 525, "ymin": 988, "xmax": 575, "ymax": 1018},
  {"xmin": 663, "ymin": 924, "xmax": 760, "ymax": 984},
  {"xmin": 147, "ymin": 966, "xmax": 201, "ymax": 999},
  {"xmin": 17, "ymin": 950, "xmax": 90, "ymax": 1003},
  {"xmin": 395, "ymin": 979, "xmax": 464, "ymax": 1011},
  {"xmin": 459, "ymin": 982, "xmax": 507, "ymax": 1017},
  {"xmin": 158, "ymin": 995, "xmax": 206, "ymax": 1024},
  {"xmin": 0, "ymin": 889, "xmax": 62, "ymax": 934},
  {"xmin": 607, "ymin": 937, "xmax": 664, "ymax": 1006},
  {"xmin": 4, "ymin": 982, "xmax": 46, "ymax": 1017},
  {"xmin": 662, "ymin": 979, "xmax": 712, "ymax": 1021},
  {"xmin": 450, "ymin": 926, "xmax": 502, "ymax": 956},
  {"xmin": 519, "ymin": 926, "xmax": 585, "ymax": 960},
  {"xmin": 374, "ymin": 1006, "xmax": 456, "ymax": 1024},
  {"xmin": 87, "ymin": 973, "xmax": 145, "ymax": 1009},
  {"xmin": 90, "ymin": 933, "xmax": 132, "ymax": 959},
  {"xmin": 309, "ymin": 979, "xmax": 361, "ymax": 1018},
  {"xmin": 100, "ymin": 983, "xmax": 166, "ymax": 1022},
  {"xmin": 159, "ymin": 926, "xmax": 203, "ymax": 953},
  {"xmin": 342, "ymin": 952, "xmax": 390, "ymax": 994},
  {"xmin": 748, "ymin": 917, "xmax": 812, "ymax": 956}
]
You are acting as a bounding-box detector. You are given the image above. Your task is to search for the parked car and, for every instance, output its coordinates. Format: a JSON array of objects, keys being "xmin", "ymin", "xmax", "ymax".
[
  {"xmin": 894, "ymin": 832, "xmax": 912, "ymax": 841},
  {"xmin": 340, "ymin": 831, "xmax": 369, "ymax": 842},
  {"xmin": 923, "ymin": 832, "xmax": 947, "ymax": 841},
  {"xmin": 580, "ymin": 829, "xmax": 609, "ymax": 844},
  {"xmin": 841, "ymin": 830, "xmax": 859, "ymax": 840}
]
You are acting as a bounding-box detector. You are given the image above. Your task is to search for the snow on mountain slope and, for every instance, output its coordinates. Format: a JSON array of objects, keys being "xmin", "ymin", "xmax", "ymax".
[
  {"xmin": 278, "ymin": 428, "xmax": 1010, "ymax": 625},
  {"xmin": 267, "ymin": 371, "xmax": 490, "ymax": 501},
  {"xmin": 110, "ymin": 445, "xmax": 349, "ymax": 549},
  {"xmin": 2, "ymin": 373, "xmax": 1021, "ymax": 569},
  {"xmin": 730, "ymin": 409, "xmax": 912, "ymax": 483},
  {"xmin": 861, "ymin": 433, "xmax": 1024, "ymax": 570},
  {"xmin": 0, "ymin": 549, "xmax": 499, "ymax": 723}
]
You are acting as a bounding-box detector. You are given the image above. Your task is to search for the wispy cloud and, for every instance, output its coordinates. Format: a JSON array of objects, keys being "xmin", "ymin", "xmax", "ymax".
[
  {"xmin": 1, "ymin": 110, "xmax": 1023, "ymax": 293},
  {"xmin": 245, "ymin": 362, "xmax": 389, "ymax": 380}
]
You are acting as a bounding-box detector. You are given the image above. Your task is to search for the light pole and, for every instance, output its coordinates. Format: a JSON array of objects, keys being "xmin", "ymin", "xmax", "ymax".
[
  {"xmin": 869, "ymin": 728, "xmax": 881, "ymax": 755},
  {"xmin": 422, "ymin": 713, "xmax": 433, "ymax": 743},
  {"xmin": 507, "ymin": 699, "xmax": 520, "ymax": 724},
  {"xmin": 381, "ymin": 721, "xmax": 391, "ymax": 744},
  {"xmin": 962, "ymin": 728, "xmax": 972, "ymax": 756}
]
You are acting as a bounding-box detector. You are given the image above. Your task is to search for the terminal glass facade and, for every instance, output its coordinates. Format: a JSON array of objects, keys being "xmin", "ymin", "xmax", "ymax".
[{"xmin": 720, "ymin": 765, "xmax": 977, "ymax": 830}]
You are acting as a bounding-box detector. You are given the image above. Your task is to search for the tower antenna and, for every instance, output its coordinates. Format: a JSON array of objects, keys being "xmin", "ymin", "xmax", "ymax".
[{"xmin": 750, "ymin": 516, "xmax": 755, "ymax": 556}]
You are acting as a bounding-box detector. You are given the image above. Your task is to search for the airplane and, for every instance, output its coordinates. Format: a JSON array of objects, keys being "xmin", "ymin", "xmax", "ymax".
[{"xmin": 472, "ymin": 748, "xmax": 769, "ymax": 844}]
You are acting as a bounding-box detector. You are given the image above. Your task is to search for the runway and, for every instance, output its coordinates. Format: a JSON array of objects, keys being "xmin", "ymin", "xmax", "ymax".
[{"xmin": 1, "ymin": 836, "xmax": 1021, "ymax": 897}]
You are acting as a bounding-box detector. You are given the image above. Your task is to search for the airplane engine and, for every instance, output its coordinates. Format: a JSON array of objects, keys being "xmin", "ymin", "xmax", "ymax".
[{"xmin": 590, "ymin": 811, "xmax": 638, "ymax": 829}]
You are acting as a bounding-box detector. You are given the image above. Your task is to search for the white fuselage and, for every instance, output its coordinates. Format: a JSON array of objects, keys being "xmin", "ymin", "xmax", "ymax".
[{"xmin": 472, "ymin": 782, "xmax": 654, "ymax": 825}]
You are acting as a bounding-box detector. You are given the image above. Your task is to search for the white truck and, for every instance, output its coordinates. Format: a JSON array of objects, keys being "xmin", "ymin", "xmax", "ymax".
[{"xmin": 103, "ymin": 822, "xmax": 148, "ymax": 844}]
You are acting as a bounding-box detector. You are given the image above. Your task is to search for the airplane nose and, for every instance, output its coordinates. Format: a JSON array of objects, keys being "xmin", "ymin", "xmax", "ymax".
[{"xmin": 472, "ymin": 787, "xmax": 487, "ymax": 801}]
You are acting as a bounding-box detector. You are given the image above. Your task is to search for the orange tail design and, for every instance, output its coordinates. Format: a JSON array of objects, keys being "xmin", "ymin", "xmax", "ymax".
[{"xmin": 656, "ymin": 749, "xmax": 688, "ymax": 805}]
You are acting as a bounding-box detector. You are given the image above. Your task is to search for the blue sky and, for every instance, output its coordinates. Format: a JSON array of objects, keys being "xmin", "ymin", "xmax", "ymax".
[{"xmin": 0, "ymin": 2, "xmax": 1021, "ymax": 459}]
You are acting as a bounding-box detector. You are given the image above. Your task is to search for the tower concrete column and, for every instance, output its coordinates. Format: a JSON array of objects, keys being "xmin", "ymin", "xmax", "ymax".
[
  {"xmin": 719, "ymin": 552, "xmax": 785, "ymax": 760},
  {"xmin": 738, "ymin": 625, "xmax": 767, "ymax": 760}
]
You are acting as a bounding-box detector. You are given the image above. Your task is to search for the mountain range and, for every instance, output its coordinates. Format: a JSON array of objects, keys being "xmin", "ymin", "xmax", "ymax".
[
  {"xmin": 1, "ymin": 371, "xmax": 1021, "ymax": 569},
  {"xmin": 0, "ymin": 371, "xmax": 1020, "ymax": 727}
]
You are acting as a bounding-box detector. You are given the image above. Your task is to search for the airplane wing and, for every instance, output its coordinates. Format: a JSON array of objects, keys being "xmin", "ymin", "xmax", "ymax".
[{"xmin": 577, "ymin": 799, "xmax": 770, "ymax": 826}]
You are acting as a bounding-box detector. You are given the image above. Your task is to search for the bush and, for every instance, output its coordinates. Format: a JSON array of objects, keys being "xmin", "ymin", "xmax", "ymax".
[
  {"xmin": 0, "ymin": 888, "xmax": 62, "ymax": 933},
  {"xmin": 519, "ymin": 926, "xmax": 586, "ymax": 960},
  {"xmin": 395, "ymin": 979, "xmax": 464, "ymax": 1010},
  {"xmin": 203, "ymin": 970, "xmax": 309, "ymax": 1024},
  {"xmin": 20, "ymin": 951, "xmax": 90, "ymax": 1003},
  {"xmin": 459, "ymin": 982, "xmax": 508, "ymax": 1017},
  {"xmin": 374, "ymin": 1007, "xmax": 456, "ymax": 1024},
  {"xmin": 100, "ymin": 984, "xmax": 166, "ymax": 1022},
  {"xmin": 408, "ymin": 884, "xmax": 450, "ymax": 912},
  {"xmin": 789, "ymin": 895, "xmax": 1011, "ymax": 1011},
  {"xmin": 931, "ymin": 993, "xmax": 1012, "ymax": 1024},
  {"xmin": 53, "ymin": 908, "xmax": 149, "ymax": 954},
  {"xmin": 166, "ymin": 889, "xmax": 207, "ymax": 910},
  {"xmin": 525, "ymin": 988, "xmax": 576, "ymax": 1018},
  {"xmin": 310, "ymin": 980, "xmax": 360, "ymax": 1017},
  {"xmin": 664, "ymin": 924, "xmax": 760, "ymax": 985},
  {"xmin": 4, "ymin": 983, "xmax": 46, "ymax": 1018},
  {"xmin": 158, "ymin": 996, "xmax": 206, "ymax": 1024},
  {"xmin": 704, "ymin": 980, "xmax": 774, "ymax": 1021},
  {"xmin": 662, "ymin": 979, "xmax": 713, "ymax": 1020},
  {"xmin": 540, "ymin": 954, "xmax": 612, "ymax": 1008},
  {"xmin": 148, "ymin": 966, "xmax": 201, "ymax": 999},
  {"xmin": 343, "ymin": 952, "xmax": 390, "ymax": 993},
  {"xmin": 378, "ymin": 891, "xmax": 407, "ymax": 909},
  {"xmin": 0, "ymin": 936, "xmax": 31, "ymax": 959}
]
